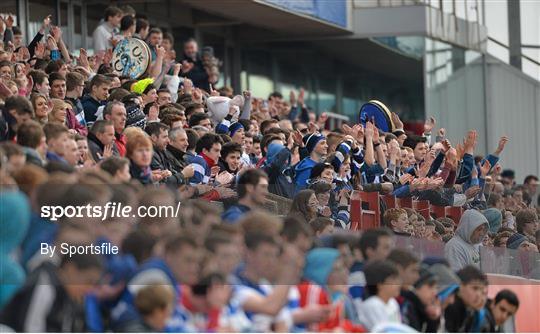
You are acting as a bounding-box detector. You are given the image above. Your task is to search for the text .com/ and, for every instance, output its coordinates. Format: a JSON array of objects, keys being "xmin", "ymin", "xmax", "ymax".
[{"xmin": 40, "ymin": 202, "xmax": 181, "ymax": 221}]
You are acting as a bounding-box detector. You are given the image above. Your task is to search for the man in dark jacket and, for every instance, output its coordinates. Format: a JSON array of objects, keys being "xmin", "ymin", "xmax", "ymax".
[
  {"xmin": 180, "ymin": 38, "xmax": 210, "ymax": 92},
  {"xmin": 485, "ymin": 289, "xmax": 519, "ymax": 332},
  {"xmin": 0, "ymin": 253, "xmax": 103, "ymax": 332},
  {"xmin": 166, "ymin": 127, "xmax": 189, "ymax": 168},
  {"xmin": 444, "ymin": 266, "xmax": 489, "ymax": 332},
  {"xmin": 87, "ymin": 120, "xmax": 119, "ymax": 162},
  {"xmin": 0, "ymin": 96, "xmax": 34, "ymax": 141},
  {"xmin": 145, "ymin": 122, "xmax": 193, "ymax": 187}
]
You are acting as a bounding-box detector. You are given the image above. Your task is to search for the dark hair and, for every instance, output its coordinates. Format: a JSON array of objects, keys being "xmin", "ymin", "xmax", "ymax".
[
  {"xmin": 358, "ymin": 228, "xmax": 394, "ymax": 259},
  {"xmin": 12, "ymin": 26, "xmax": 22, "ymax": 35},
  {"xmin": 403, "ymin": 134, "xmax": 427, "ymax": 150},
  {"xmin": 220, "ymin": 142, "xmax": 242, "ymax": 159},
  {"xmin": 189, "ymin": 112, "xmax": 210, "ymax": 128},
  {"xmin": 386, "ymin": 249, "xmax": 419, "ymax": 268},
  {"xmin": 185, "ymin": 103, "xmax": 205, "ymax": 118},
  {"xmin": 524, "ymin": 175, "xmax": 538, "ymax": 185},
  {"xmin": 122, "ymin": 230, "xmax": 156, "ymax": 264},
  {"xmin": 192, "ymin": 273, "xmax": 226, "ymax": 296},
  {"xmin": 17, "ymin": 120, "xmax": 44, "ymax": 149},
  {"xmin": 309, "ymin": 217, "xmax": 333, "ymax": 235},
  {"xmin": 494, "ymin": 289, "xmax": 520, "ymax": 308},
  {"xmin": 515, "ymin": 208, "xmax": 537, "ymax": 234},
  {"xmin": 66, "ymin": 71, "xmax": 84, "ymax": 92},
  {"xmin": 100, "ymin": 157, "xmax": 130, "ymax": 176},
  {"xmin": 89, "ymin": 74, "xmax": 111, "ymax": 90},
  {"xmin": 163, "ymin": 32, "xmax": 174, "ymax": 46},
  {"xmin": 281, "ymin": 215, "xmax": 314, "ymax": 242},
  {"xmin": 309, "ymin": 162, "xmax": 334, "ymax": 180},
  {"xmin": 237, "ymin": 168, "xmax": 268, "ymax": 199},
  {"xmin": 456, "ymin": 265, "xmax": 488, "ymax": 285},
  {"xmin": 244, "ymin": 231, "xmax": 277, "ymax": 251},
  {"xmin": 45, "ymin": 60, "xmax": 65, "ymax": 75},
  {"xmin": 195, "ymin": 133, "xmax": 221, "ymax": 154},
  {"xmin": 268, "ymin": 92, "xmax": 283, "ymax": 100},
  {"xmin": 364, "ymin": 260, "xmax": 399, "ymax": 297},
  {"xmin": 260, "ymin": 119, "xmax": 279, "ymax": 135},
  {"xmin": 120, "ymin": 15, "xmax": 135, "ymax": 32},
  {"xmin": 90, "ymin": 120, "xmax": 114, "ymax": 135},
  {"xmin": 144, "ymin": 122, "xmax": 169, "ymax": 137},
  {"xmin": 135, "ymin": 18, "xmax": 149, "ymax": 34},
  {"xmin": 104, "ymin": 6, "xmax": 123, "ymax": 20},
  {"xmin": 185, "ymin": 128, "xmax": 199, "ymax": 151},
  {"xmin": 4, "ymin": 96, "xmax": 34, "ymax": 117},
  {"xmin": 289, "ymin": 189, "xmax": 316, "ymax": 222},
  {"xmin": 148, "ymin": 27, "xmax": 163, "ymax": 37},
  {"xmin": 29, "ymin": 69, "xmax": 48, "ymax": 86},
  {"xmin": 309, "ymin": 181, "xmax": 332, "ymax": 195}
]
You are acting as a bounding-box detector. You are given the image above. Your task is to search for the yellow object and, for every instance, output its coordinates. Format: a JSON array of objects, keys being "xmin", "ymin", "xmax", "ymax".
[{"xmin": 130, "ymin": 78, "xmax": 154, "ymax": 95}]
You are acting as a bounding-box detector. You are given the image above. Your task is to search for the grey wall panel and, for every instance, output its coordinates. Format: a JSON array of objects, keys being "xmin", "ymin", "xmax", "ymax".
[{"xmin": 487, "ymin": 64, "xmax": 540, "ymax": 181}]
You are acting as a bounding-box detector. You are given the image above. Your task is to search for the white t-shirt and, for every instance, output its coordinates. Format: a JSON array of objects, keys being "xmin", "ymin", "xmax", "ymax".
[{"xmin": 357, "ymin": 295, "xmax": 401, "ymax": 331}]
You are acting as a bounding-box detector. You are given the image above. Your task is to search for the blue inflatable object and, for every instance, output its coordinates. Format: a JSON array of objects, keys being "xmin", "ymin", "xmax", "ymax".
[{"xmin": 359, "ymin": 100, "xmax": 394, "ymax": 133}]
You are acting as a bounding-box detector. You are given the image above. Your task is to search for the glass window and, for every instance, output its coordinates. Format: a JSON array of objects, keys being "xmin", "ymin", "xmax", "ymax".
[
  {"xmin": 520, "ymin": 1, "xmax": 540, "ymax": 46},
  {"xmin": 485, "ymin": 0, "xmax": 509, "ymax": 46},
  {"xmin": 248, "ymin": 74, "xmax": 274, "ymax": 100},
  {"xmin": 317, "ymin": 90, "xmax": 336, "ymax": 113},
  {"xmin": 487, "ymin": 40, "xmax": 509, "ymax": 64}
]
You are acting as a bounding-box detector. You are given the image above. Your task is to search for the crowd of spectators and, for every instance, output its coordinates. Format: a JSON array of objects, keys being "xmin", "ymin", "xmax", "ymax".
[{"xmin": 0, "ymin": 5, "xmax": 538, "ymax": 332}]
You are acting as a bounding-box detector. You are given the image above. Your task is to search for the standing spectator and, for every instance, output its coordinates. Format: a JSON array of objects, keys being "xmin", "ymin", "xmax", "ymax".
[
  {"xmin": 1, "ymin": 96, "xmax": 34, "ymax": 141},
  {"xmin": 222, "ymin": 169, "xmax": 269, "ymax": 224},
  {"xmin": 102, "ymin": 101, "xmax": 127, "ymax": 156},
  {"xmin": 28, "ymin": 70, "xmax": 50, "ymax": 97},
  {"xmin": 30, "ymin": 93, "xmax": 50, "ymax": 125},
  {"xmin": 444, "ymin": 209, "xmax": 489, "ymax": 271},
  {"xmin": 65, "ymin": 72, "xmax": 86, "ymax": 128},
  {"xmin": 16, "ymin": 120, "xmax": 47, "ymax": 167},
  {"xmin": 295, "ymin": 133, "xmax": 328, "ymax": 191},
  {"xmin": 81, "ymin": 74, "xmax": 111, "ymax": 124},
  {"xmin": 92, "ymin": 6, "xmax": 123, "ymax": 54},
  {"xmin": 134, "ymin": 18, "xmax": 149, "ymax": 40},
  {"xmin": 181, "ymin": 38, "xmax": 210, "ymax": 92},
  {"xmin": 146, "ymin": 28, "xmax": 162, "ymax": 61},
  {"xmin": 87, "ymin": 120, "xmax": 119, "ymax": 162}
]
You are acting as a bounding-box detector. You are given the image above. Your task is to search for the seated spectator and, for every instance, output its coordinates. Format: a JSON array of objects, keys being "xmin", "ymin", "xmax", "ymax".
[
  {"xmin": 289, "ymin": 189, "xmax": 319, "ymax": 225},
  {"xmin": 383, "ymin": 208, "xmax": 411, "ymax": 236},
  {"xmin": 126, "ymin": 134, "xmax": 153, "ymax": 185},
  {"xmin": 30, "ymin": 93, "xmax": 50, "ymax": 125},
  {"xmin": 444, "ymin": 209, "xmax": 489, "ymax": 271},
  {"xmin": 100, "ymin": 157, "xmax": 131, "ymax": 183},
  {"xmin": 130, "ymin": 284, "xmax": 175, "ymax": 332},
  {"xmin": 87, "ymin": 120, "xmax": 119, "ymax": 162},
  {"xmin": 0, "ymin": 253, "xmax": 103, "ymax": 332},
  {"xmin": 102, "ymin": 101, "xmax": 127, "ymax": 156},
  {"xmin": 485, "ymin": 289, "xmax": 519, "ymax": 332},
  {"xmin": 218, "ymin": 142, "xmax": 243, "ymax": 175},
  {"xmin": 189, "ymin": 133, "xmax": 222, "ymax": 185},
  {"xmin": 310, "ymin": 217, "xmax": 334, "ymax": 238},
  {"xmin": 1, "ymin": 96, "xmax": 34, "ymax": 141},
  {"xmin": 222, "ymin": 169, "xmax": 269, "ymax": 224},
  {"xmin": 356, "ymin": 260, "xmax": 402, "ymax": 330},
  {"xmin": 444, "ymin": 265, "xmax": 489, "ymax": 332},
  {"xmin": 515, "ymin": 208, "xmax": 539, "ymax": 240}
]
